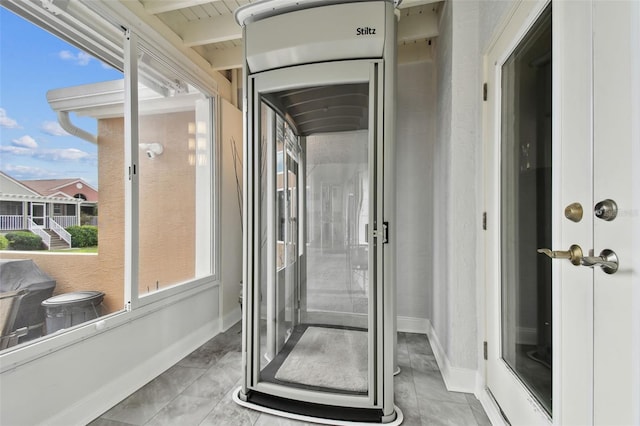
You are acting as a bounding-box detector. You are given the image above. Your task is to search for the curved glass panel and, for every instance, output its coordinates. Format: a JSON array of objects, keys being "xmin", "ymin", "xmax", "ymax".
[{"xmin": 256, "ymin": 82, "xmax": 371, "ymax": 396}]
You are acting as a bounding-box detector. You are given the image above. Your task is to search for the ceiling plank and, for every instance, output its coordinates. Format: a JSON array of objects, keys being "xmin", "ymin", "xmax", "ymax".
[
  {"xmin": 398, "ymin": 40, "xmax": 434, "ymax": 64},
  {"xmin": 142, "ymin": 0, "xmax": 223, "ymax": 15},
  {"xmin": 210, "ymin": 45, "xmax": 243, "ymax": 70},
  {"xmin": 397, "ymin": 0, "xmax": 442, "ymax": 9},
  {"xmin": 180, "ymin": 14, "xmax": 242, "ymax": 46},
  {"xmin": 398, "ymin": 9, "xmax": 438, "ymax": 43}
]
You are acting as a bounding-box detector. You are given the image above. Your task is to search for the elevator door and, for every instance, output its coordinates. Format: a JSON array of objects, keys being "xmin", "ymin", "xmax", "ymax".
[{"xmin": 245, "ymin": 60, "xmax": 385, "ymax": 410}]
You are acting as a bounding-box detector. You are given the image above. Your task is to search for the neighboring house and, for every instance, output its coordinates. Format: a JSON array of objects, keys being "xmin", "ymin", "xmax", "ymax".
[
  {"xmin": 0, "ymin": 171, "xmax": 83, "ymax": 249},
  {"xmin": 20, "ymin": 177, "xmax": 98, "ymax": 223}
]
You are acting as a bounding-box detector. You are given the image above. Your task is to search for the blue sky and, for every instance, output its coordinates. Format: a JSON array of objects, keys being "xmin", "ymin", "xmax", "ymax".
[{"xmin": 0, "ymin": 7, "xmax": 123, "ymax": 188}]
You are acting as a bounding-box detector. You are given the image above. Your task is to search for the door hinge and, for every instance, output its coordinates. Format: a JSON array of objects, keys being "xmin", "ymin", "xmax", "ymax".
[
  {"xmin": 483, "ymin": 83, "xmax": 488, "ymax": 101},
  {"xmin": 483, "ymin": 341, "xmax": 488, "ymax": 360},
  {"xmin": 372, "ymin": 221, "xmax": 389, "ymax": 244},
  {"xmin": 482, "ymin": 212, "xmax": 487, "ymax": 230}
]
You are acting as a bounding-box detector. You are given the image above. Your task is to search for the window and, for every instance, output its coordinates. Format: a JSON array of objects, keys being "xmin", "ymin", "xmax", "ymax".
[
  {"xmin": 134, "ymin": 40, "xmax": 214, "ymax": 299},
  {"xmin": 0, "ymin": 3, "xmax": 217, "ymax": 352}
]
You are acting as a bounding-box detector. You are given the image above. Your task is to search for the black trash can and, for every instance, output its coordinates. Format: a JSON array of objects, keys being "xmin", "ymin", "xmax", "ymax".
[{"xmin": 41, "ymin": 291, "xmax": 104, "ymax": 334}]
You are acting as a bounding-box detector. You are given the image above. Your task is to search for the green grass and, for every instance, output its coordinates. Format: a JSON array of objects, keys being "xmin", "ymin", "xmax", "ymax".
[{"xmin": 50, "ymin": 246, "xmax": 98, "ymax": 253}]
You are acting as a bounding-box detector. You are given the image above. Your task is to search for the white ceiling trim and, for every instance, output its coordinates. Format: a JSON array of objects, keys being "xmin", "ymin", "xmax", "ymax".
[
  {"xmin": 142, "ymin": 0, "xmax": 224, "ymax": 15},
  {"xmin": 180, "ymin": 14, "xmax": 242, "ymax": 47}
]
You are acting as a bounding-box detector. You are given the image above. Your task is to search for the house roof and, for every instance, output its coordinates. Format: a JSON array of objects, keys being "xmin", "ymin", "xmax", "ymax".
[
  {"xmin": 0, "ymin": 172, "xmax": 83, "ymax": 204},
  {"xmin": 0, "ymin": 171, "xmax": 40, "ymax": 197},
  {"xmin": 19, "ymin": 178, "xmax": 98, "ymax": 202},
  {"xmin": 20, "ymin": 179, "xmax": 81, "ymax": 196}
]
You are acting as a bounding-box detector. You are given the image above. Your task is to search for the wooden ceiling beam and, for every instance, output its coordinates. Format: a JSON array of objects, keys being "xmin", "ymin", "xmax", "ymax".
[
  {"xmin": 178, "ymin": 14, "xmax": 242, "ymax": 46},
  {"xmin": 142, "ymin": 0, "xmax": 222, "ymax": 15}
]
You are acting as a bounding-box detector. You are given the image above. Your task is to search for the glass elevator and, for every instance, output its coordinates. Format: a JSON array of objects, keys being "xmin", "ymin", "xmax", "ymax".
[{"xmin": 234, "ymin": 1, "xmax": 400, "ymax": 424}]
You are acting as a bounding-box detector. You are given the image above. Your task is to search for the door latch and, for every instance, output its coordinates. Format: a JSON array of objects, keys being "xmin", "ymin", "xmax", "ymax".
[
  {"xmin": 581, "ymin": 249, "xmax": 619, "ymax": 274},
  {"xmin": 372, "ymin": 222, "xmax": 389, "ymax": 244}
]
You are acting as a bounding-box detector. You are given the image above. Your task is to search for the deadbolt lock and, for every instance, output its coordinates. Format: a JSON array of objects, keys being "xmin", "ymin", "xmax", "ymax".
[
  {"xmin": 564, "ymin": 202, "xmax": 583, "ymax": 222},
  {"xmin": 594, "ymin": 199, "xmax": 618, "ymax": 221}
]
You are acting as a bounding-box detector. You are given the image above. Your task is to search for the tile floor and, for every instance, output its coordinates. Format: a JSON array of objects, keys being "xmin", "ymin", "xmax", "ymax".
[{"xmin": 89, "ymin": 322, "xmax": 491, "ymax": 426}]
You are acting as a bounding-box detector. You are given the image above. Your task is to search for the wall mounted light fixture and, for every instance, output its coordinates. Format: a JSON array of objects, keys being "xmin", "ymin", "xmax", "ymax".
[{"xmin": 139, "ymin": 142, "xmax": 164, "ymax": 159}]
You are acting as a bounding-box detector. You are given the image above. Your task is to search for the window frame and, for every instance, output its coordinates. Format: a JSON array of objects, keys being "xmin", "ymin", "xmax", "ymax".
[
  {"xmin": 0, "ymin": 1, "xmax": 221, "ymax": 361},
  {"xmin": 124, "ymin": 30, "xmax": 219, "ymax": 310}
]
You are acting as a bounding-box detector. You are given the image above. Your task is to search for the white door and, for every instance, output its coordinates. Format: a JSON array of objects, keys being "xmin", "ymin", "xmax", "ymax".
[
  {"xmin": 31, "ymin": 203, "xmax": 46, "ymax": 226},
  {"xmin": 484, "ymin": 1, "xmax": 639, "ymax": 424}
]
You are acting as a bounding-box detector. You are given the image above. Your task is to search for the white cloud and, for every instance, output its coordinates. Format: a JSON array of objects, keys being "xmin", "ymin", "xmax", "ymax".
[
  {"xmin": 59, "ymin": 50, "xmax": 92, "ymax": 66},
  {"xmin": 0, "ymin": 108, "xmax": 19, "ymax": 128},
  {"xmin": 1, "ymin": 142, "xmax": 94, "ymax": 164},
  {"xmin": 2, "ymin": 164, "xmax": 58, "ymax": 179},
  {"xmin": 39, "ymin": 148, "xmax": 93, "ymax": 161},
  {"xmin": 0, "ymin": 145, "xmax": 34, "ymax": 156},
  {"xmin": 12, "ymin": 135, "xmax": 38, "ymax": 149},
  {"xmin": 41, "ymin": 121, "xmax": 69, "ymax": 136}
]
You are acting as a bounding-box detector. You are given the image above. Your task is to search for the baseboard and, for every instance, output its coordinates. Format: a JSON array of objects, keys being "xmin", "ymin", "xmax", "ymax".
[
  {"xmin": 222, "ymin": 305, "xmax": 242, "ymax": 331},
  {"xmin": 425, "ymin": 320, "xmax": 477, "ymax": 393},
  {"xmin": 397, "ymin": 316, "xmax": 429, "ymax": 334},
  {"xmin": 49, "ymin": 317, "xmax": 220, "ymax": 426}
]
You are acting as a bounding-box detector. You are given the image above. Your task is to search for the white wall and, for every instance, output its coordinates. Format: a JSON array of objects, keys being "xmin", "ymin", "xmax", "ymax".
[
  {"xmin": 220, "ymin": 98, "xmax": 244, "ymax": 330},
  {"xmin": 433, "ymin": 0, "xmax": 453, "ymax": 358},
  {"xmin": 431, "ymin": 0, "xmax": 511, "ymax": 387},
  {"xmin": 395, "ymin": 61, "xmax": 436, "ymax": 324}
]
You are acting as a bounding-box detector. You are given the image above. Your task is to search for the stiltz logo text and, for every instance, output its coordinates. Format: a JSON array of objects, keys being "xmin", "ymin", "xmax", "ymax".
[{"xmin": 356, "ymin": 27, "xmax": 376, "ymax": 35}]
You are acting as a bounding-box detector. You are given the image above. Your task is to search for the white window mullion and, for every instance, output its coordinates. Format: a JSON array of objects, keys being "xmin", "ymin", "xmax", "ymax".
[{"xmin": 124, "ymin": 29, "xmax": 140, "ymax": 311}]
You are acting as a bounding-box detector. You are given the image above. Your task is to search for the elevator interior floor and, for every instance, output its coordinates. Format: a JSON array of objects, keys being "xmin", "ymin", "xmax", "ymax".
[{"xmin": 260, "ymin": 324, "xmax": 368, "ymax": 394}]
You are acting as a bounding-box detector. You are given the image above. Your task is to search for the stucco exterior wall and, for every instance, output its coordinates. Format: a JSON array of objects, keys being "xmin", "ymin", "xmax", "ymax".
[
  {"xmin": 137, "ymin": 111, "xmax": 196, "ymax": 295},
  {"xmin": 58, "ymin": 181, "xmax": 98, "ymax": 202}
]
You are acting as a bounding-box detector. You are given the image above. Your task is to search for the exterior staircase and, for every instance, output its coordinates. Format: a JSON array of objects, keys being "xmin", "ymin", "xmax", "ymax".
[{"xmin": 44, "ymin": 229, "xmax": 71, "ymax": 250}]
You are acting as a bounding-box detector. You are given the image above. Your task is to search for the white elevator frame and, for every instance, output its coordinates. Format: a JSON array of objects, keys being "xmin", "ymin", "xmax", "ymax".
[{"xmin": 236, "ymin": 1, "xmax": 399, "ymax": 423}]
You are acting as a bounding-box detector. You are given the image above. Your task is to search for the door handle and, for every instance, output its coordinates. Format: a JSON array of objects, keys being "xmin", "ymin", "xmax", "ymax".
[
  {"xmin": 537, "ymin": 244, "xmax": 583, "ymax": 266},
  {"xmin": 581, "ymin": 249, "xmax": 618, "ymax": 274}
]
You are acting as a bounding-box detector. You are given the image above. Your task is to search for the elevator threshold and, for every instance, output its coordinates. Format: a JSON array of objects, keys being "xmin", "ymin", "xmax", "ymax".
[{"xmin": 233, "ymin": 387, "xmax": 404, "ymax": 425}]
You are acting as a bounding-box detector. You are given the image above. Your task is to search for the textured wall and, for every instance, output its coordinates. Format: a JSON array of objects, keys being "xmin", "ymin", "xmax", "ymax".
[
  {"xmin": 96, "ymin": 116, "xmax": 126, "ymax": 313},
  {"xmin": 432, "ymin": 0, "xmax": 511, "ymax": 371},
  {"xmin": 396, "ymin": 61, "xmax": 436, "ymax": 320},
  {"xmin": 433, "ymin": 0, "xmax": 453, "ymax": 358}
]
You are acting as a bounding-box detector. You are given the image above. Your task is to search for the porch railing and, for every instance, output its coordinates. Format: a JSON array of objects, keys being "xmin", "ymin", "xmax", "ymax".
[
  {"xmin": 27, "ymin": 218, "xmax": 51, "ymax": 249},
  {"xmin": 0, "ymin": 215, "xmax": 24, "ymax": 231},
  {"xmin": 52, "ymin": 215, "xmax": 78, "ymax": 228},
  {"xmin": 49, "ymin": 218, "xmax": 72, "ymax": 247}
]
